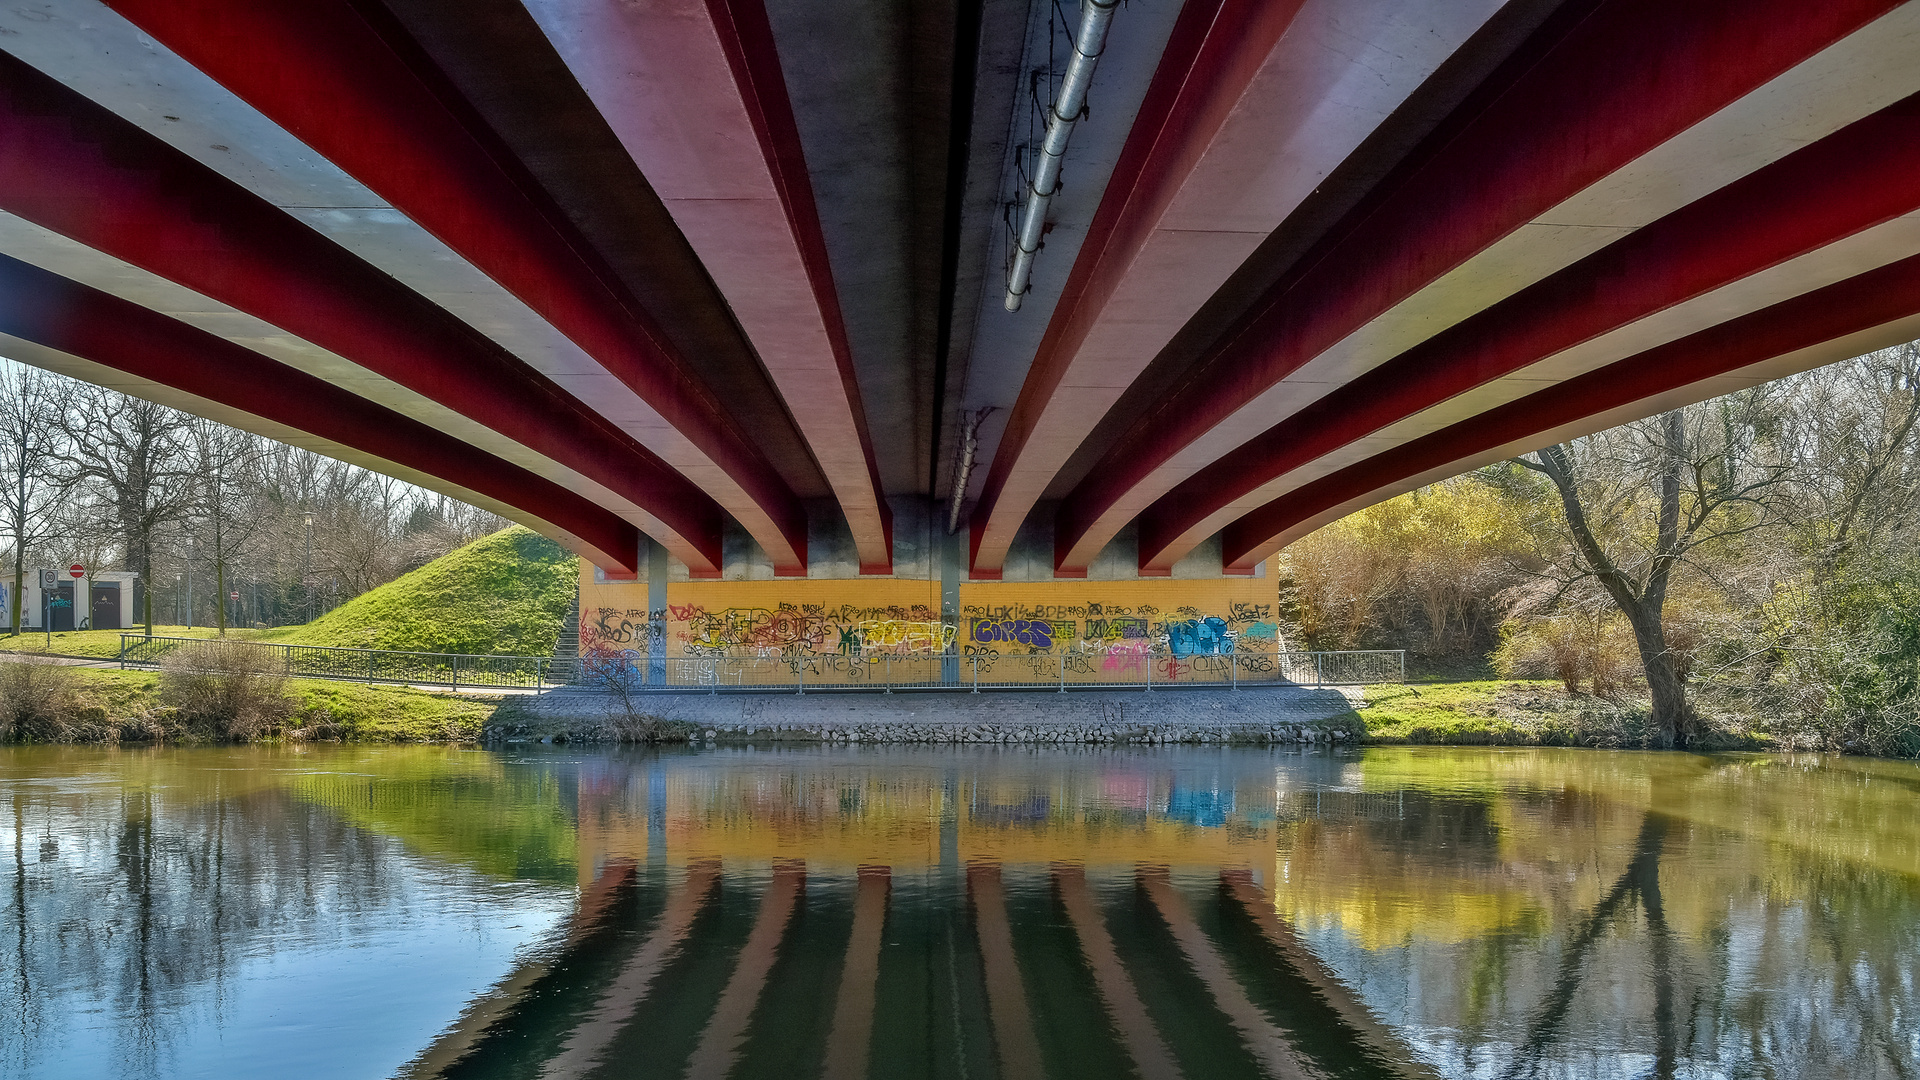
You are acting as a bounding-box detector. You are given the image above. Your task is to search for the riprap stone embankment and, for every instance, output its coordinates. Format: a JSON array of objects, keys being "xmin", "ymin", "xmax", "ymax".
[{"xmin": 486, "ymin": 685, "xmax": 1364, "ymax": 746}]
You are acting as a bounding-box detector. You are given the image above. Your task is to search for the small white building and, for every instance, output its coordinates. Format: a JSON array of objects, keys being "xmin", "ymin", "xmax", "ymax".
[{"xmin": 0, "ymin": 570, "xmax": 139, "ymax": 631}]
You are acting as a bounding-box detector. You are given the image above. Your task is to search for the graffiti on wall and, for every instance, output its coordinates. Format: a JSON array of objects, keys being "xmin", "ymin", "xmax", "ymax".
[
  {"xmin": 959, "ymin": 600, "xmax": 1267, "ymax": 656},
  {"xmin": 1166, "ymin": 616, "xmax": 1233, "ymax": 657},
  {"xmin": 580, "ymin": 606, "xmax": 656, "ymax": 683},
  {"xmin": 970, "ymin": 618, "xmax": 1072, "ymax": 651},
  {"xmin": 666, "ymin": 603, "xmax": 954, "ymax": 656}
]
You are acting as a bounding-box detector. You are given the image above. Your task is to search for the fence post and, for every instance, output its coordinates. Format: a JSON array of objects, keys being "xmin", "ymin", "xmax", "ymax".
[
  {"xmin": 1231, "ymin": 651, "xmax": 1238, "ymax": 691},
  {"xmin": 367, "ymin": 650, "xmax": 375, "ymax": 684},
  {"xmin": 797, "ymin": 657, "xmax": 804, "ymax": 695},
  {"xmin": 1058, "ymin": 653, "xmax": 1066, "ymax": 693},
  {"xmin": 1314, "ymin": 652, "xmax": 1324, "ymax": 687},
  {"xmin": 885, "ymin": 655, "xmax": 892, "ymax": 694},
  {"xmin": 1399, "ymin": 650, "xmax": 1407, "ymax": 683},
  {"xmin": 1146, "ymin": 652, "xmax": 1153, "ymax": 693},
  {"xmin": 451, "ymin": 654, "xmax": 459, "ymax": 691}
]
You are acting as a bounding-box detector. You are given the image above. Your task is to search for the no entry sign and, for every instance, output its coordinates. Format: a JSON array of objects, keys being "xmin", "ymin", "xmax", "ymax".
[{"xmin": 68, "ymin": 564, "xmax": 84, "ymax": 579}]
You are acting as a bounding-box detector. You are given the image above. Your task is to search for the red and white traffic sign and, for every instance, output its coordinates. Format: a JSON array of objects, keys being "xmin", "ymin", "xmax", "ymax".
[{"xmin": 68, "ymin": 564, "xmax": 84, "ymax": 579}]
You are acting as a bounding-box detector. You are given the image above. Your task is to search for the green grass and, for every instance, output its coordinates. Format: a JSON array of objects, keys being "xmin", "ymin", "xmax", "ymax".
[
  {"xmin": 0, "ymin": 625, "xmax": 269, "ymax": 659},
  {"xmin": 1353, "ymin": 679, "xmax": 1770, "ymax": 750},
  {"xmin": 289, "ymin": 679, "xmax": 499, "ymax": 742},
  {"xmin": 48, "ymin": 667, "xmax": 501, "ymax": 743},
  {"xmin": 1355, "ymin": 680, "xmax": 1644, "ymax": 746},
  {"xmin": 272, "ymin": 526, "xmax": 578, "ymax": 656}
]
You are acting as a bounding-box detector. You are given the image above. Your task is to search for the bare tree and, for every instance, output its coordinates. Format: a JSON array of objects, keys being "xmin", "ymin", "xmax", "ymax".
[
  {"xmin": 0, "ymin": 361, "xmax": 68, "ymax": 635},
  {"xmin": 1775, "ymin": 342, "xmax": 1920, "ymax": 563},
  {"xmin": 1517, "ymin": 397, "xmax": 1794, "ymax": 746},
  {"xmin": 50, "ymin": 386, "xmax": 197, "ymax": 634},
  {"xmin": 187, "ymin": 421, "xmax": 266, "ymax": 636}
]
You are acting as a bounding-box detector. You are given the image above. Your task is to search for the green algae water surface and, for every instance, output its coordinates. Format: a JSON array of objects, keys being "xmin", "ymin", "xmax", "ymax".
[{"xmin": 1, "ymin": 744, "xmax": 1915, "ymax": 1079}]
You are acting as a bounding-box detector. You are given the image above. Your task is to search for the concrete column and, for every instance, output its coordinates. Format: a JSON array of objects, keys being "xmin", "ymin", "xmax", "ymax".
[{"xmin": 647, "ymin": 536, "xmax": 668, "ymax": 685}]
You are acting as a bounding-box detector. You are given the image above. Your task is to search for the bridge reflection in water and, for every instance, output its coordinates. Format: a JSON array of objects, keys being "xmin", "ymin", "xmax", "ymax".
[
  {"xmin": 3, "ymin": 745, "xmax": 1916, "ymax": 1079},
  {"xmin": 389, "ymin": 747, "xmax": 1915, "ymax": 1080},
  {"xmin": 398, "ymin": 748, "xmax": 1432, "ymax": 1080}
]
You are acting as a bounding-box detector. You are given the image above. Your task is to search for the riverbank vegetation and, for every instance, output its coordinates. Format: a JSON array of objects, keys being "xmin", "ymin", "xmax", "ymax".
[
  {"xmin": 1289, "ymin": 343, "xmax": 1920, "ymax": 757},
  {"xmin": 0, "ymin": 659, "xmax": 497, "ymax": 744}
]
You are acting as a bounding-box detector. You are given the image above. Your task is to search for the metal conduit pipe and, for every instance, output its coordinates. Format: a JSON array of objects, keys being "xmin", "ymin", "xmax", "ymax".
[
  {"xmin": 947, "ymin": 406, "xmax": 996, "ymax": 533},
  {"xmin": 1004, "ymin": 0, "xmax": 1119, "ymax": 312}
]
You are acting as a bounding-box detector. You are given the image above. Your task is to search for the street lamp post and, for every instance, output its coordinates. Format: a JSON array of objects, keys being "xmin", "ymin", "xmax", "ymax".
[
  {"xmin": 174, "ymin": 573, "xmax": 182, "ymax": 627},
  {"xmin": 302, "ymin": 512, "xmax": 314, "ymax": 624},
  {"xmin": 184, "ymin": 535, "xmax": 194, "ymax": 630}
]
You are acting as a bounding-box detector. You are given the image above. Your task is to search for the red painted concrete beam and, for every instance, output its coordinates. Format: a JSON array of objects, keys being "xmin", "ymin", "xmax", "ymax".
[
  {"xmin": 525, "ymin": 0, "xmax": 893, "ymax": 573},
  {"xmin": 966, "ymin": 0, "xmax": 1310, "ymax": 578},
  {"xmin": 102, "ymin": 0, "xmax": 810, "ymax": 574},
  {"xmin": 1137, "ymin": 93, "xmax": 1920, "ymax": 572},
  {"xmin": 0, "ymin": 252, "xmax": 643, "ymax": 573},
  {"xmin": 0, "ymin": 51, "xmax": 724, "ymax": 573},
  {"xmin": 1221, "ymin": 249, "xmax": 1920, "ymax": 570},
  {"xmin": 1053, "ymin": 0, "xmax": 1903, "ymax": 575}
]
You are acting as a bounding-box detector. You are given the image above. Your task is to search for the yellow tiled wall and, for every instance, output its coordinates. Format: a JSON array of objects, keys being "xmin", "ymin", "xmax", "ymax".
[{"xmin": 578, "ymin": 558, "xmax": 1281, "ymax": 663}]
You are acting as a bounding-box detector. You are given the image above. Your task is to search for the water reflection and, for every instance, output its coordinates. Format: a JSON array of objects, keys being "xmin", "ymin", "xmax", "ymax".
[{"xmin": 1, "ymin": 745, "xmax": 1915, "ymax": 1078}]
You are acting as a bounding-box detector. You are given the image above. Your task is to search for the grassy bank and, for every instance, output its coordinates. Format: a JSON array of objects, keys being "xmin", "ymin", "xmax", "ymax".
[
  {"xmin": 1352, "ymin": 680, "xmax": 1772, "ymax": 750},
  {"xmin": 2, "ymin": 666, "xmax": 501, "ymax": 744},
  {"xmin": 0, "ymin": 625, "xmax": 290, "ymax": 659},
  {"xmin": 273, "ymin": 527, "xmax": 576, "ymax": 655},
  {"xmin": 3, "ymin": 526, "xmax": 577, "ymax": 665}
]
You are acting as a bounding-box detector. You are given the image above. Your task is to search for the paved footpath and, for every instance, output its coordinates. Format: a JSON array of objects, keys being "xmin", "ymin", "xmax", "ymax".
[{"xmin": 489, "ymin": 685, "xmax": 1365, "ymax": 745}]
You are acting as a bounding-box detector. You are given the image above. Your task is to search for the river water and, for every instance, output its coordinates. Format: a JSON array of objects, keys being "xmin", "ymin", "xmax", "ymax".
[{"xmin": 0, "ymin": 744, "xmax": 1913, "ymax": 1079}]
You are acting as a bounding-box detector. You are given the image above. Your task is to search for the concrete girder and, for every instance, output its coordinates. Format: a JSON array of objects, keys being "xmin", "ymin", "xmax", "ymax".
[
  {"xmin": 0, "ymin": 0, "xmax": 738, "ymax": 572},
  {"xmin": 0, "ymin": 253, "xmax": 643, "ymax": 573},
  {"xmin": 1220, "ymin": 252, "xmax": 1920, "ymax": 570},
  {"xmin": 0, "ymin": 52, "xmax": 727, "ymax": 572},
  {"xmin": 1050, "ymin": 0, "xmax": 1915, "ymax": 576},
  {"xmin": 965, "ymin": 0, "xmax": 1514, "ymax": 577},
  {"xmin": 1138, "ymin": 93, "xmax": 1920, "ymax": 571},
  {"xmin": 99, "ymin": 0, "xmax": 811, "ymax": 574},
  {"xmin": 0, "ymin": 208, "xmax": 694, "ymax": 569},
  {"xmin": 522, "ymin": 0, "xmax": 893, "ymax": 574}
]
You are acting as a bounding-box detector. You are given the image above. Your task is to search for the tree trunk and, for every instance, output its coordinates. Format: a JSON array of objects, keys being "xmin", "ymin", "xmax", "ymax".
[
  {"xmin": 1532, "ymin": 424, "xmax": 1694, "ymax": 748},
  {"xmin": 1622, "ymin": 602, "xmax": 1690, "ymax": 748}
]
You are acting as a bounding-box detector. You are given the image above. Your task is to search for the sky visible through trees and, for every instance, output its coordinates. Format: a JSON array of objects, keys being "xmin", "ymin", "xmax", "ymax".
[{"xmin": 0, "ymin": 360, "xmax": 505, "ymax": 631}]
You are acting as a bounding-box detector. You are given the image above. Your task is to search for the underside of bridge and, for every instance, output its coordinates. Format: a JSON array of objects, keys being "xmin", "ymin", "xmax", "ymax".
[{"xmin": 4, "ymin": 0, "xmax": 1919, "ymax": 583}]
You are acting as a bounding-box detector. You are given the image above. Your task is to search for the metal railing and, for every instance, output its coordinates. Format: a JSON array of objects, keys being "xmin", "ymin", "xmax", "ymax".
[
  {"xmin": 119, "ymin": 634, "xmax": 551, "ymax": 691},
  {"xmin": 575, "ymin": 648, "xmax": 1404, "ymax": 694}
]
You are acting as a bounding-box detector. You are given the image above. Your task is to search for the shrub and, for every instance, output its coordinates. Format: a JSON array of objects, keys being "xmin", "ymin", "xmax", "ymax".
[
  {"xmin": 161, "ymin": 640, "xmax": 293, "ymax": 741},
  {"xmin": 0, "ymin": 659, "xmax": 78, "ymax": 742},
  {"xmin": 1493, "ymin": 613, "xmax": 1637, "ymax": 699}
]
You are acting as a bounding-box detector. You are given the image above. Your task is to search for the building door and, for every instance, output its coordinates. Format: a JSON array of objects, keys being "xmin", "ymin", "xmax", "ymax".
[
  {"xmin": 49, "ymin": 584, "xmax": 75, "ymax": 631},
  {"xmin": 92, "ymin": 584, "xmax": 120, "ymax": 630}
]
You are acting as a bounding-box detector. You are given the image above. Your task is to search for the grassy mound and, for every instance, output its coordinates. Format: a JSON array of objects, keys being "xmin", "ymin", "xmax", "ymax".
[{"xmin": 275, "ymin": 527, "xmax": 578, "ymax": 656}]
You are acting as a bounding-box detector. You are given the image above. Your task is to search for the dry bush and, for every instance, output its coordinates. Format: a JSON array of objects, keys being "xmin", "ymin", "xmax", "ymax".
[
  {"xmin": 1283, "ymin": 475, "xmax": 1535, "ymax": 654},
  {"xmin": 161, "ymin": 640, "xmax": 293, "ymax": 741},
  {"xmin": 0, "ymin": 659, "xmax": 79, "ymax": 742},
  {"xmin": 1494, "ymin": 613, "xmax": 1637, "ymax": 698}
]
